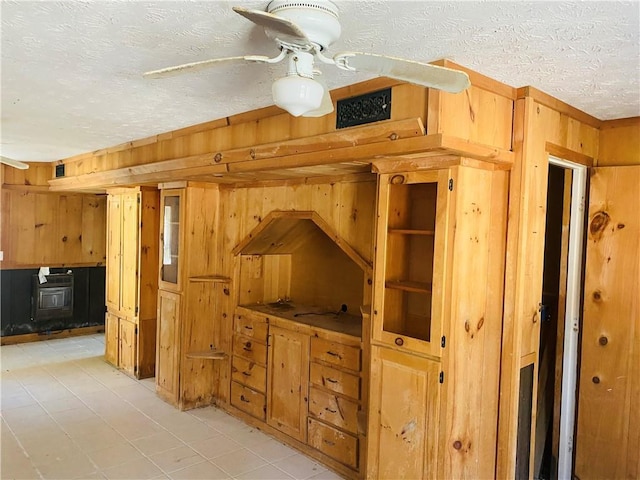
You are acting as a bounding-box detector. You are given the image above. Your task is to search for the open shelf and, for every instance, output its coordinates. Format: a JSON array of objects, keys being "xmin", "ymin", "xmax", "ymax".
[
  {"xmin": 185, "ymin": 349, "xmax": 227, "ymax": 360},
  {"xmin": 388, "ymin": 229, "xmax": 435, "ymax": 236},
  {"xmin": 189, "ymin": 275, "xmax": 231, "ymax": 283},
  {"xmin": 385, "ymin": 281, "xmax": 432, "ymax": 294}
]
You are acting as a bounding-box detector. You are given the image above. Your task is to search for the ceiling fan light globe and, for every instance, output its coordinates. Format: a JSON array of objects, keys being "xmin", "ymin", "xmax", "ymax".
[{"xmin": 272, "ymin": 75, "xmax": 324, "ymax": 117}]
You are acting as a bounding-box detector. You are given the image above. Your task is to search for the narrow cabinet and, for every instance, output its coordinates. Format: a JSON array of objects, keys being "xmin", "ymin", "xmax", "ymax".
[
  {"xmin": 104, "ymin": 187, "xmax": 159, "ymax": 379},
  {"xmin": 155, "ymin": 182, "xmax": 228, "ymax": 410},
  {"xmin": 368, "ymin": 164, "xmax": 509, "ymax": 479},
  {"xmin": 266, "ymin": 325, "xmax": 310, "ymax": 442},
  {"xmin": 367, "ymin": 346, "xmax": 440, "ymax": 480}
]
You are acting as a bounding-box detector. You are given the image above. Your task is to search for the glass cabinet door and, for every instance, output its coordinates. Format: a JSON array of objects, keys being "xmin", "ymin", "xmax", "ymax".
[
  {"xmin": 160, "ymin": 191, "xmax": 182, "ymax": 289},
  {"xmin": 373, "ymin": 170, "xmax": 452, "ymax": 357}
]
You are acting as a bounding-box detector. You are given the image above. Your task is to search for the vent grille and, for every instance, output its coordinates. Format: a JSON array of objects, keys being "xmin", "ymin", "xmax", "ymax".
[
  {"xmin": 336, "ymin": 88, "xmax": 392, "ymax": 129},
  {"xmin": 55, "ymin": 164, "xmax": 65, "ymax": 177}
]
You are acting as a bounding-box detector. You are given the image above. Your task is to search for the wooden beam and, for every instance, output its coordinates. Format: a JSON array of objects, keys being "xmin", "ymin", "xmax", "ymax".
[
  {"xmin": 517, "ymin": 86, "xmax": 602, "ymax": 128},
  {"xmin": 433, "ymin": 59, "xmax": 517, "ymax": 99},
  {"xmin": 546, "ymin": 142, "xmax": 594, "ymax": 167}
]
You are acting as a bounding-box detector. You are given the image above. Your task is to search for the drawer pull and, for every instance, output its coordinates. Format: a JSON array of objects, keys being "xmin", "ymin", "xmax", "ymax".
[
  {"xmin": 323, "ymin": 439, "xmax": 336, "ymax": 446},
  {"xmin": 326, "ymin": 351, "xmax": 341, "ymax": 358},
  {"xmin": 243, "ymin": 342, "xmax": 252, "ymax": 351},
  {"xmin": 242, "ymin": 371, "xmax": 252, "ymax": 377},
  {"xmin": 244, "ymin": 325, "xmax": 253, "ymax": 330},
  {"xmin": 240, "ymin": 395, "xmax": 251, "ymax": 403},
  {"xmin": 325, "ymin": 377, "xmax": 338, "ymax": 384},
  {"xmin": 325, "ymin": 407, "xmax": 337, "ymax": 413}
]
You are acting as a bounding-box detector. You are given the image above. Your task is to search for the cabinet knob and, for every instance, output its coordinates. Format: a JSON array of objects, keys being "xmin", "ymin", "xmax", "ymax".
[
  {"xmin": 395, "ymin": 337, "xmax": 404, "ymax": 346},
  {"xmin": 598, "ymin": 336, "xmax": 608, "ymax": 346}
]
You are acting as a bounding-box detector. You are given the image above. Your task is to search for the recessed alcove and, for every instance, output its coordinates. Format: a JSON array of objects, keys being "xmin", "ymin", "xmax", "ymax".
[{"xmin": 232, "ymin": 211, "xmax": 372, "ymax": 337}]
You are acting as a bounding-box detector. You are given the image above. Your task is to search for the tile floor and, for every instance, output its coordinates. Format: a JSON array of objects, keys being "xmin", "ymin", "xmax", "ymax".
[{"xmin": 0, "ymin": 334, "xmax": 344, "ymax": 480}]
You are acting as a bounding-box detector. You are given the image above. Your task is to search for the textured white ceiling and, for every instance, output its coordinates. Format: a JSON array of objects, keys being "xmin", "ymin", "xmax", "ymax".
[{"xmin": 1, "ymin": 1, "xmax": 639, "ymax": 162}]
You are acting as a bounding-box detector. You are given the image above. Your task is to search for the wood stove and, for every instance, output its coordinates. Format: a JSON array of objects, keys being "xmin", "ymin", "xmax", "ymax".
[{"xmin": 31, "ymin": 273, "xmax": 74, "ymax": 322}]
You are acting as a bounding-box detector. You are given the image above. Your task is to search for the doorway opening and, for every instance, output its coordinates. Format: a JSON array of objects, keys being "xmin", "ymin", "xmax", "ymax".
[{"xmin": 534, "ymin": 157, "xmax": 586, "ymax": 480}]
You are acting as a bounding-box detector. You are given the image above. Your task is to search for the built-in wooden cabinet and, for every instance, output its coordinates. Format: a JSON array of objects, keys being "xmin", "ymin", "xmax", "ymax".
[
  {"xmin": 266, "ymin": 325, "xmax": 310, "ymax": 442},
  {"xmin": 367, "ymin": 164, "xmax": 508, "ymax": 479},
  {"xmin": 155, "ymin": 182, "xmax": 227, "ymax": 410},
  {"xmin": 104, "ymin": 187, "xmax": 159, "ymax": 379}
]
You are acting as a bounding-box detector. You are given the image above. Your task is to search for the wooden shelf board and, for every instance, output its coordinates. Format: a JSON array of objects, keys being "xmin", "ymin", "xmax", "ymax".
[
  {"xmin": 185, "ymin": 350, "xmax": 227, "ymax": 360},
  {"xmin": 188, "ymin": 275, "xmax": 231, "ymax": 283},
  {"xmin": 388, "ymin": 229, "xmax": 435, "ymax": 235},
  {"xmin": 385, "ymin": 281, "xmax": 432, "ymax": 294}
]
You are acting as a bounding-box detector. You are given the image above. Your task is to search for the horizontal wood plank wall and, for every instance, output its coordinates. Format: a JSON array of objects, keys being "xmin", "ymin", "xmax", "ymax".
[
  {"xmin": 597, "ymin": 117, "xmax": 640, "ymax": 166},
  {"xmin": 1, "ymin": 163, "xmax": 53, "ymax": 187},
  {"xmin": 58, "ymin": 80, "xmax": 425, "ymax": 179},
  {"xmin": 0, "ymin": 188, "xmax": 106, "ymax": 269},
  {"xmin": 497, "ymin": 94, "xmax": 600, "ymax": 478}
]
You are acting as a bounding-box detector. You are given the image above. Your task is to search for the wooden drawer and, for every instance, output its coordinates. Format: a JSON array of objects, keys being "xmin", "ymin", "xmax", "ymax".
[
  {"xmin": 310, "ymin": 337, "xmax": 361, "ymax": 372},
  {"xmin": 310, "ymin": 363, "xmax": 360, "ymax": 400},
  {"xmin": 308, "ymin": 418, "xmax": 358, "ymax": 469},
  {"xmin": 231, "ymin": 355, "xmax": 267, "ymax": 393},
  {"xmin": 233, "ymin": 334, "xmax": 267, "ymax": 365},
  {"xmin": 308, "ymin": 386, "xmax": 359, "ymax": 434},
  {"xmin": 234, "ymin": 312, "xmax": 268, "ymax": 341},
  {"xmin": 230, "ymin": 382, "xmax": 266, "ymax": 421}
]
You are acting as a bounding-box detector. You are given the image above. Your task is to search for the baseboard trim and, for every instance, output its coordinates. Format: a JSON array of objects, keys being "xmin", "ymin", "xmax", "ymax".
[{"xmin": 1, "ymin": 326, "xmax": 105, "ymax": 345}]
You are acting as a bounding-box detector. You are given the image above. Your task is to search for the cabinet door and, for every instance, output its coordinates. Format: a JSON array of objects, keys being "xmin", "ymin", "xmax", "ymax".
[
  {"xmin": 159, "ymin": 190, "xmax": 183, "ymax": 291},
  {"xmin": 367, "ymin": 346, "xmax": 441, "ymax": 480},
  {"xmin": 119, "ymin": 318, "xmax": 137, "ymax": 377},
  {"xmin": 373, "ymin": 170, "xmax": 452, "ymax": 357},
  {"xmin": 104, "ymin": 312, "xmax": 119, "ymax": 366},
  {"xmin": 105, "ymin": 194, "xmax": 122, "ymax": 312},
  {"xmin": 266, "ymin": 325, "xmax": 310, "ymax": 441},
  {"xmin": 120, "ymin": 192, "xmax": 140, "ymax": 318},
  {"xmin": 156, "ymin": 289, "xmax": 180, "ymax": 404}
]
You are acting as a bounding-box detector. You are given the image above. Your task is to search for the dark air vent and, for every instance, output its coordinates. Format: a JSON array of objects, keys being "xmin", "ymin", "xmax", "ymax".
[
  {"xmin": 336, "ymin": 87, "xmax": 392, "ymax": 129},
  {"xmin": 55, "ymin": 164, "xmax": 65, "ymax": 178}
]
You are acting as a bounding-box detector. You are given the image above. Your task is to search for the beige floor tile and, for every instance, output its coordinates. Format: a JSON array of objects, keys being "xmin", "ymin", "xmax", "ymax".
[
  {"xmin": 149, "ymin": 445, "xmax": 206, "ymax": 474},
  {"xmin": 132, "ymin": 430, "xmax": 185, "ymax": 456},
  {"xmin": 248, "ymin": 438, "xmax": 298, "ymax": 462},
  {"xmin": 0, "ymin": 453, "xmax": 41, "ymax": 480},
  {"xmin": 35, "ymin": 450, "xmax": 97, "ymax": 479},
  {"xmin": 272, "ymin": 453, "xmax": 327, "ymax": 479},
  {"xmin": 103, "ymin": 456, "xmax": 163, "ymax": 479},
  {"xmin": 188, "ymin": 435, "xmax": 242, "ymax": 459},
  {"xmin": 86, "ymin": 441, "xmax": 145, "ymax": 470},
  {"xmin": 235, "ymin": 463, "xmax": 296, "ymax": 480},
  {"xmin": 165, "ymin": 420, "xmax": 220, "ymax": 443},
  {"xmin": 224, "ymin": 425, "xmax": 272, "ymax": 448},
  {"xmin": 168, "ymin": 460, "xmax": 229, "ymax": 480},
  {"xmin": 210, "ymin": 447, "xmax": 268, "ymax": 477},
  {"xmin": 306, "ymin": 469, "xmax": 345, "ymax": 479}
]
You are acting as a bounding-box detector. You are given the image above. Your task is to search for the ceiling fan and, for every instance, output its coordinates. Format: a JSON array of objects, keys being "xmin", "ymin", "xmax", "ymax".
[
  {"xmin": 0, "ymin": 156, "xmax": 29, "ymax": 170},
  {"xmin": 144, "ymin": 0, "xmax": 471, "ymax": 117}
]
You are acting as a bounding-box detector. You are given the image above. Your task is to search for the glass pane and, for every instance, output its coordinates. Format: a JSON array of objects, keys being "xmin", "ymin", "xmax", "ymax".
[
  {"xmin": 383, "ymin": 182, "xmax": 437, "ymax": 342},
  {"xmin": 162, "ymin": 195, "xmax": 180, "ymax": 284}
]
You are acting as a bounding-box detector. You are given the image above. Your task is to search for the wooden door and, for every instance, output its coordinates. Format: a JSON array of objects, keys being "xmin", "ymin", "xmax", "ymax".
[
  {"xmin": 575, "ymin": 166, "xmax": 640, "ymax": 479},
  {"xmin": 120, "ymin": 192, "xmax": 140, "ymax": 319},
  {"xmin": 367, "ymin": 346, "xmax": 441, "ymax": 480},
  {"xmin": 156, "ymin": 289, "xmax": 181, "ymax": 404},
  {"xmin": 104, "ymin": 312, "xmax": 119, "ymax": 366},
  {"xmin": 266, "ymin": 325, "xmax": 309, "ymax": 441},
  {"xmin": 105, "ymin": 194, "xmax": 122, "ymax": 312},
  {"xmin": 118, "ymin": 318, "xmax": 137, "ymax": 377}
]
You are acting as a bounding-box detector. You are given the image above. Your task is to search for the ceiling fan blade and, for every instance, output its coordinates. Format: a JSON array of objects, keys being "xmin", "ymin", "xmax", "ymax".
[
  {"xmin": 333, "ymin": 52, "xmax": 471, "ymax": 93},
  {"xmin": 233, "ymin": 6, "xmax": 312, "ymax": 48},
  {"xmin": 143, "ymin": 55, "xmax": 273, "ymax": 79},
  {"xmin": 302, "ymin": 75, "xmax": 334, "ymax": 118},
  {"xmin": 0, "ymin": 156, "xmax": 29, "ymax": 170}
]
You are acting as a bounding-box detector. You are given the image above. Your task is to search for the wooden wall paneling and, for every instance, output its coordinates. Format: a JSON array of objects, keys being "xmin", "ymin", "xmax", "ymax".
[
  {"xmin": 598, "ymin": 118, "xmax": 640, "ymax": 166},
  {"xmin": 34, "ymin": 192, "xmax": 59, "ymax": 265},
  {"xmin": 575, "ymin": 165, "xmax": 640, "ymax": 479},
  {"xmin": 80, "ymin": 195, "xmax": 106, "ymax": 265},
  {"xmin": 440, "ymin": 166, "xmax": 507, "ymax": 479},
  {"xmin": 106, "ymin": 194, "xmax": 122, "ymax": 311},
  {"xmin": 1, "ymin": 163, "xmax": 51, "ymax": 186},
  {"xmin": 183, "ymin": 185, "xmax": 218, "ymax": 278},
  {"xmin": 538, "ymin": 105, "xmax": 600, "ymax": 159},
  {"xmin": 257, "ymin": 113, "xmax": 292, "ymax": 144},
  {"xmin": 10, "ymin": 191, "xmax": 36, "ymax": 265},
  {"xmin": 390, "ymin": 83, "xmax": 428, "ymax": 122},
  {"xmin": 58, "ymin": 194, "xmax": 84, "ymax": 264},
  {"xmin": 438, "ymin": 87, "xmax": 514, "ymax": 151},
  {"xmin": 0, "ymin": 189, "xmax": 11, "ymax": 260}
]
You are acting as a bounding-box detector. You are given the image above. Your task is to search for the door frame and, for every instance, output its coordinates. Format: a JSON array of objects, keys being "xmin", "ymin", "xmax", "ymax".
[{"xmin": 548, "ymin": 155, "xmax": 587, "ymax": 478}]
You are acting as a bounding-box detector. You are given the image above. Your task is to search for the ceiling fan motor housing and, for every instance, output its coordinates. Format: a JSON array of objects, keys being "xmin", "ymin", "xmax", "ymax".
[{"xmin": 267, "ymin": 0, "xmax": 341, "ymax": 50}]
